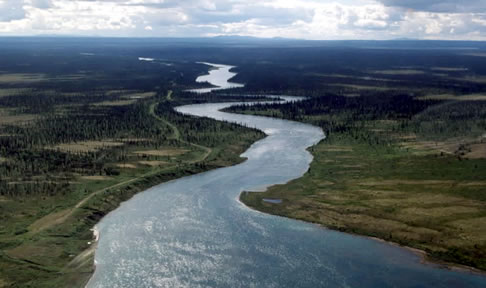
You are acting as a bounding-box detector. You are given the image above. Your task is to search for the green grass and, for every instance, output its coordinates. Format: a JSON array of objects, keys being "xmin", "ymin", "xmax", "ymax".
[
  {"xmin": 0, "ymin": 95, "xmax": 264, "ymax": 287},
  {"xmin": 241, "ymin": 125, "xmax": 486, "ymax": 271},
  {"xmin": 0, "ymin": 136, "xmax": 261, "ymax": 288}
]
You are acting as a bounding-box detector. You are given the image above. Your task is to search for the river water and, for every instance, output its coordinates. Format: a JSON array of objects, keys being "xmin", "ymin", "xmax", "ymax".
[
  {"xmin": 87, "ymin": 63, "xmax": 486, "ymax": 287},
  {"xmin": 186, "ymin": 62, "xmax": 244, "ymax": 93}
]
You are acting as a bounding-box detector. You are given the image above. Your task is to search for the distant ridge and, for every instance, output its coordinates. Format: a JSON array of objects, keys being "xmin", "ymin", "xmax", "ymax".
[{"xmin": 0, "ymin": 36, "xmax": 484, "ymax": 50}]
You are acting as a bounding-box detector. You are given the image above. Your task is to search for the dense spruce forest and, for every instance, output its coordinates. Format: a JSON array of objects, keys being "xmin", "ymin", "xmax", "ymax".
[{"xmin": 0, "ymin": 38, "xmax": 486, "ymax": 286}]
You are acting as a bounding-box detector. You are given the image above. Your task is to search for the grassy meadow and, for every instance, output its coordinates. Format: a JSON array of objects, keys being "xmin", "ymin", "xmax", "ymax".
[
  {"xmin": 241, "ymin": 128, "xmax": 486, "ymax": 270},
  {"xmin": 228, "ymin": 54, "xmax": 486, "ymax": 271}
]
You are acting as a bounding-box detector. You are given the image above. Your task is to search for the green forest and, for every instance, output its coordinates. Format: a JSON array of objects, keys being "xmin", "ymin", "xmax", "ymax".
[
  {"xmin": 0, "ymin": 41, "xmax": 266, "ymax": 287},
  {"xmin": 1, "ymin": 38, "xmax": 486, "ymax": 286},
  {"xmin": 229, "ymin": 87, "xmax": 486, "ymax": 271}
]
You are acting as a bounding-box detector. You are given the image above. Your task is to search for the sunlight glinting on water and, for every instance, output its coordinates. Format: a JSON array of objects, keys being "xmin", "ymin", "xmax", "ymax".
[{"xmin": 87, "ymin": 64, "xmax": 486, "ymax": 288}]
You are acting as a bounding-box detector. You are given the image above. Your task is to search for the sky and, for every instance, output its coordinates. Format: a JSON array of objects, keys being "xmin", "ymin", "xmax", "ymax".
[{"xmin": 0, "ymin": 0, "xmax": 485, "ymax": 40}]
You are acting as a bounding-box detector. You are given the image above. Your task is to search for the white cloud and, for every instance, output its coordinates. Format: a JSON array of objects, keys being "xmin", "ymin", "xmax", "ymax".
[
  {"xmin": 0, "ymin": 0, "xmax": 26, "ymax": 22},
  {"xmin": 378, "ymin": 0, "xmax": 486, "ymax": 13},
  {"xmin": 0, "ymin": 0, "xmax": 484, "ymax": 40},
  {"xmin": 29, "ymin": 0, "xmax": 53, "ymax": 9}
]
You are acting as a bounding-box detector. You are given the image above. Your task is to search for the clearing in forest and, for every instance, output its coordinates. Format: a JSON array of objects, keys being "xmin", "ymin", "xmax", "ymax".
[
  {"xmin": 134, "ymin": 149, "xmax": 189, "ymax": 157},
  {"xmin": 48, "ymin": 141, "xmax": 124, "ymax": 153}
]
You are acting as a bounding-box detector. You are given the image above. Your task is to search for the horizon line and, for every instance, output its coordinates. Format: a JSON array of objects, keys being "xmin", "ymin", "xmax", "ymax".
[{"xmin": 0, "ymin": 35, "xmax": 485, "ymax": 43}]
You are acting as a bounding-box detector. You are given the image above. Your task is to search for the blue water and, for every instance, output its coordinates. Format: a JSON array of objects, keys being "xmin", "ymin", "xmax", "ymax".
[
  {"xmin": 87, "ymin": 64, "xmax": 486, "ymax": 287},
  {"xmin": 186, "ymin": 62, "xmax": 244, "ymax": 93}
]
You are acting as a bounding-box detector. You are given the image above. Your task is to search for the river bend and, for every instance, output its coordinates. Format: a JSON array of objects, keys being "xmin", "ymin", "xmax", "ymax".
[{"xmin": 87, "ymin": 63, "xmax": 486, "ymax": 288}]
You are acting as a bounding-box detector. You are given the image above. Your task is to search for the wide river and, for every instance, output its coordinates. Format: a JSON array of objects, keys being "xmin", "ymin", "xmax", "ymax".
[{"xmin": 88, "ymin": 63, "xmax": 486, "ymax": 287}]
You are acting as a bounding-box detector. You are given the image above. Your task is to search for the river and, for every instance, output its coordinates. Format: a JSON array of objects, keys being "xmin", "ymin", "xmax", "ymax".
[
  {"xmin": 186, "ymin": 62, "xmax": 244, "ymax": 93},
  {"xmin": 87, "ymin": 63, "xmax": 486, "ymax": 287}
]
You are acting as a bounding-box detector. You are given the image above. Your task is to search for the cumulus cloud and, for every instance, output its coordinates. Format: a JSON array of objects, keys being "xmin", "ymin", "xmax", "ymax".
[
  {"xmin": 0, "ymin": 0, "xmax": 26, "ymax": 22},
  {"xmin": 0, "ymin": 0, "xmax": 484, "ymax": 40},
  {"xmin": 29, "ymin": 0, "xmax": 54, "ymax": 9},
  {"xmin": 378, "ymin": 0, "xmax": 486, "ymax": 13}
]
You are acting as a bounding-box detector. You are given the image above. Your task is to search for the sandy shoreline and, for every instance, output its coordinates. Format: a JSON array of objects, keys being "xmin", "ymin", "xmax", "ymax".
[{"xmin": 83, "ymin": 227, "xmax": 99, "ymax": 288}]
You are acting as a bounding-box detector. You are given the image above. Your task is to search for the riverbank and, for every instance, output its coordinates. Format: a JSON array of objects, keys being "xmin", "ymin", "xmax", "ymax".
[
  {"xmin": 41, "ymin": 138, "xmax": 264, "ymax": 288},
  {"xmin": 73, "ymin": 156, "xmax": 257, "ymax": 287},
  {"xmin": 89, "ymin": 97, "xmax": 486, "ymax": 287},
  {"xmin": 368, "ymin": 235, "xmax": 486, "ymax": 277},
  {"xmin": 0, "ymin": 99, "xmax": 264, "ymax": 288},
  {"xmin": 240, "ymin": 128, "xmax": 486, "ymax": 272}
]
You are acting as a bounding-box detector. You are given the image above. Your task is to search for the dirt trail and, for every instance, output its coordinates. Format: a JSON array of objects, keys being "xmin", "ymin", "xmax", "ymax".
[
  {"xmin": 28, "ymin": 165, "xmax": 177, "ymax": 235},
  {"xmin": 148, "ymin": 95, "xmax": 212, "ymax": 162}
]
